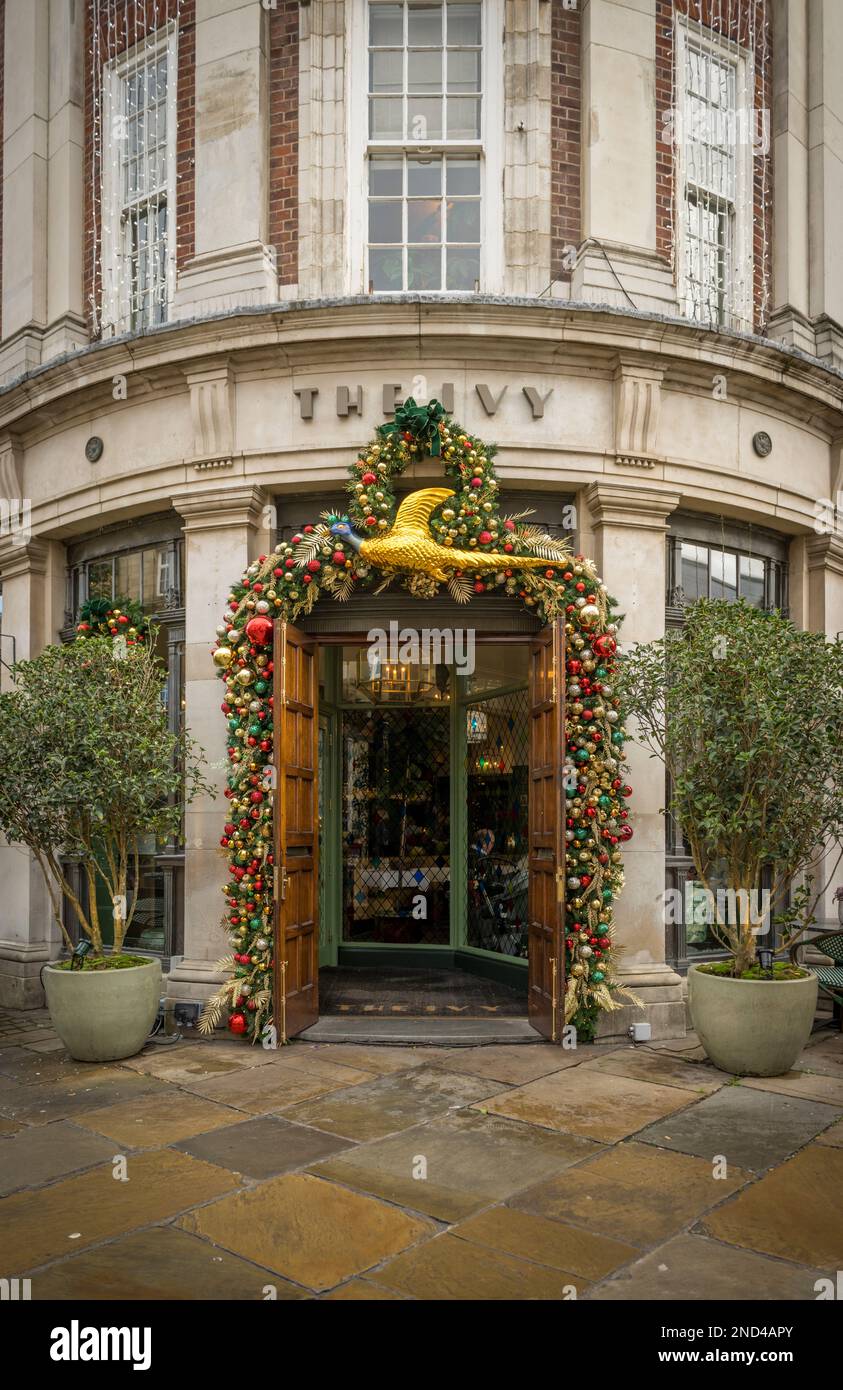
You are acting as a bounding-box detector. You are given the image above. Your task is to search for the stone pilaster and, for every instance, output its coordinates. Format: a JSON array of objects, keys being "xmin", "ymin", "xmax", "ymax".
[
  {"xmin": 573, "ymin": 0, "xmax": 676, "ymax": 313},
  {"xmin": 502, "ymin": 0, "xmax": 551, "ymax": 297},
  {"xmin": 167, "ymin": 485, "xmax": 271, "ymax": 1003},
  {"xmin": 0, "ymin": 536, "xmax": 67, "ymax": 1006},
  {"xmin": 298, "ymin": 0, "xmax": 347, "ymax": 298},
  {"xmin": 584, "ymin": 481, "xmax": 685, "ymax": 1039},
  {"xmin": 43, "ymin": 0, "xmax": 87, "ymax": 361},
  {"xmin": 173, "ymin": 1, "xmax": 278, "ymax": 319}
]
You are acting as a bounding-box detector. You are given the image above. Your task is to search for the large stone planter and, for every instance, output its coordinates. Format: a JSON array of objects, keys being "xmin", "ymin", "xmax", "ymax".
[
  {"xmin": 688, "ymin": 964, "xmax": 818, "ymax": 1077},
  {"xmin": 44, "ymin": 958, "xmax": 161, "ymax": 1062}
]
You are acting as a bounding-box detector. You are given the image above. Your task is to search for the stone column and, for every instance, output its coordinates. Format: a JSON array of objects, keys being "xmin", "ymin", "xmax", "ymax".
[
  {"xmin": 44, "ymin": 0, "xmax": 87, "ymax": 361},
  {"xmin": 173, "ymin": 0, "xmax": 278, "ymax": 318},
  {"xmin": 573, "ymin": 0, "xmax": 675, "ymax": 314},
  {"xmin": 806, "ymin": 0, "xmax": 843, "ymax": 367},
  {"xmin": 1, "ymin": 0, "xmax": 49, "ymax": 380},
  {"xmin": 502, "ymin": 0, "xmax": 550, "ymax": 297},
  {"xmin": 584, "ymin": 481, "xmax": 685, "ymax": 1039},
  {"xmin": 167, "ymin": 485, "xmax": 270, "ymax": 1005},
  {"xmin": 0, "ymin": 535, "xmax": 67, "ymax": 1007},
  {"xmin": 769, "ymin": 0, "xmax": 813, "ymax": 353},
  {"xmin": 298, "ymin": 0, "xmax": 347, "ymax": 297}
]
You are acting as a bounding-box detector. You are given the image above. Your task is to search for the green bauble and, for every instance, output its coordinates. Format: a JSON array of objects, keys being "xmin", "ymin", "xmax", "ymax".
[{"xmin": 602, "ymin": 888, "xmax": 613, "ymax": 902}]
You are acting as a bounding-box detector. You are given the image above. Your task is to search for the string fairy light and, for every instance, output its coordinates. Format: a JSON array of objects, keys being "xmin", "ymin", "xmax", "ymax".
[{"xmin": 89, "ymin": 0, "xmax": 185, "ymax": 340}]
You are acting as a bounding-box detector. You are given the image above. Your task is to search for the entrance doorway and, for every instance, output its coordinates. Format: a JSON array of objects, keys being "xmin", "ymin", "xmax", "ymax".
[{"xmin": 273, "ymin": 621, "xmax": 566, "ymax": 1043}]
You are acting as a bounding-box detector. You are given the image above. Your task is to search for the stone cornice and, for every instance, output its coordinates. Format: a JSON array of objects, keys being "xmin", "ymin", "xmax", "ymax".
[
  {"xmin": 171, "ymin": 485, "xmax": 270, "ymax": 532},
  {"xmin": 1, "ymin": 299, "xmax": 841, "ymax": 439},
  {"xmin": 805, "ymin": 532, "xmax": 843, "ymax": 577},
  {"xmin": 0, "ymin": 537, "xmax": 50, "ymax": 579},
  {"xmin": 585, "ymin": 482, "xmax": 682, "ymax": 532}
]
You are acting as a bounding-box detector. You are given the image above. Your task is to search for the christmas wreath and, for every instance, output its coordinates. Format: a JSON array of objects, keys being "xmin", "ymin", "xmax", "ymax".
[{"xmin": 202, "ymin": 403, "xmax": 637, "ymax": 1042}]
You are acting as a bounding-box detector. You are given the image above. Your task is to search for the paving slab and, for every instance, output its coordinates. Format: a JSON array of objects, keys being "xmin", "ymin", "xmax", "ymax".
[
  {"xmin": 175, "ymin": 1115, "xmax": 355, "ymax": 1179},
  {"xmin": 321, "ymin": 1279, "xmax": 405, "ymax": 1300},
  {"xmin": 5, "ymin": 1150, "xmax": 242, "ymax": 1275},
  {"xmin": 475, "ymin": 1066, "xmax": 701, "ymax": 1142},
  {"xmin": 590, "ymin": 1232, "xmax": 826, "ymax": 1301},
  {"xmin": 703, "ymin": 1143, "xmax": 843, "ymax": 1268},
  {"xmin": 451, "ymin": 1205, "xmax": 638, "ymax": 1281},
  {"xmin": 581, "ymin": 1046, "xmax": 724, "ymax": 1094},
  {"xmin": 0, "ymin": 1049, "xmax": 118, "ymax": 1085},
  {"xmin": 794, "ymin": 1035, "xmax": 843, "ymax": 1079},
  {"xmin": 178, "ymin": 1171, "xmax": 434, "ymax": 1292},
  {"xmin": 0, "ymin": 1121, "xmax": 120, "ymax": 1195},
  {"xmin": 306, "ymin": 1044, "xmax": 450, "ymax": 1075},
  {"xmin": 24, "ymin": 1038, "xmax": 66, "ymax": 1053},
  {"xmin": 0, "ymin": 1068, "xmax": 170, "ymax": 1127},
  {"xmin": 510, "ymin": 1142, "xmax": 750, "ymax": 1247},
  {"xmin": 284, "ymin": 1064, "xmax": 504, "ymax": 1141},
  {"xmin": 369, "ymin": 1231, "xmax": 585, "ymax": 1299},
  {"xmin": 310, "ymin": 1108, "xmax": 601, "ymax": 1221},
  {"xmin": 433, "ymin": 1042, "xmax": 608, "ymax": 1085},
  {"xmin": 71, "ymin": 1092, "xmax": 248, "ymax": 1148},
  {"xmin": 740, "ymin": 1071, "xmax": 843, "ymax": 1107},
  {"xmin": 30, "ymin": 1225, "xmax": 306, "ymax": 1300},
  {"xmin": 634, "ymin": 1084, "xmax": 842, "ymax": 1171},
  {"xmin": 119, "ymin": 1042, "xmax": 282, "ymax": 1083},
  {"xmin": 815, "ymin": 1117, "xmax": 843, "ymax": 1147},
  {"xmin": 181, "ymin": 1060, "xmax": 377, "ymax": 1114}
]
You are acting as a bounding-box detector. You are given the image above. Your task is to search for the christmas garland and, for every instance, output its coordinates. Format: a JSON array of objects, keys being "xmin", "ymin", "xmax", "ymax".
[
  {"xmin": 201, "ymin": 403, "xmax": 637, "ymax": 1042},
  {"xmin": 75, "ymin": 596, "xmax": 150, "ymax": 644}
]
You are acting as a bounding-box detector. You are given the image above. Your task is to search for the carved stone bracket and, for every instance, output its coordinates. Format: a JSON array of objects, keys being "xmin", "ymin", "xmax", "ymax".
[
  {"xmin": 612, "ymin": 357, "xmax": 664, "ymax": 471},
  {"xmin": 184, "ymin": 360, "xmax": 236, "ymax": 472}
]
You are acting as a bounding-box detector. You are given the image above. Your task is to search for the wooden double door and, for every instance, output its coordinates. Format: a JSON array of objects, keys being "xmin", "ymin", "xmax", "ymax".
[{"xmin": 273, "ymin": 622, "xmax": 566, "ymax": 1042}]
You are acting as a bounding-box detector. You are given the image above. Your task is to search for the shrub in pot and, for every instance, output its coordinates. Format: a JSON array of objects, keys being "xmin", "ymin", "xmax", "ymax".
[
  {"xmin": 0, "ymin": 625, "xmax": 211, "ymax": 1061},
  {"xmin": 617, "ymin": 599, "xmax": 843, "ymax": 1075}
]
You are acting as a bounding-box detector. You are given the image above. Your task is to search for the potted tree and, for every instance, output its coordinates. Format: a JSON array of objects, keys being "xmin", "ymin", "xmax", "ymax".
[
  {"xmin": 617, "ymin": 599, "xmax": 843, "ymax": 1075},
  {"xmin": 0, "ymin": 633, "xmax": 211, "ymax": 1061}
]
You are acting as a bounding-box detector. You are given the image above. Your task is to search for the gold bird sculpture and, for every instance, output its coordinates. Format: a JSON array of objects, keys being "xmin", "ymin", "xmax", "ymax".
[{"xmin": 329, "ymin": 488, "xmax": 559, "ymax": 584}]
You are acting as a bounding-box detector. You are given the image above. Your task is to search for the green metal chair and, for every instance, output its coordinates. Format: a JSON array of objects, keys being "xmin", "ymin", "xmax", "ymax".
[{"xmin": 790, "ymin": 928, "xmax": 843, "ymax": 1027}]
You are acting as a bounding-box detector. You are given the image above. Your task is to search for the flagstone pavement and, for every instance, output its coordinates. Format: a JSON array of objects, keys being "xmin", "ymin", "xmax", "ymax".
[{"xmin": 1, "ymin": 1007, "xmax": 841, "ymax": 1301}]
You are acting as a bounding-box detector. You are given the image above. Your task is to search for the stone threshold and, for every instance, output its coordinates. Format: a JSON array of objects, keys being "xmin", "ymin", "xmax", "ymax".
[{"xmin": 298, "ymin": 1017, "xmax": 542, "ymax": 1045}]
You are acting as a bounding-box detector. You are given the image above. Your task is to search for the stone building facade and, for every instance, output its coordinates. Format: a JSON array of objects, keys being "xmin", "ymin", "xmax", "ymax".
[{"xmin": 0, "ymin": 0, "xmax": 841, "ymax": 1040}]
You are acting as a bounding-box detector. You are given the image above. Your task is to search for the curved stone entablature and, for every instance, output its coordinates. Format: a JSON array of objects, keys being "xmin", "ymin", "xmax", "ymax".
[{"xmin": 0, "ymin": 298, "xmax": 840, "ymax": 547}]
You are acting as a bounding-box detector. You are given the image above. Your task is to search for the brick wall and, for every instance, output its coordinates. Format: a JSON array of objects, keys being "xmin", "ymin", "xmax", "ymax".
[
  {"xmin": 268, "ymin": 2, "xmax": 299, "ymax": 288},
  {"xmin": 84, "ymin": 0, "xmax": 196, "ymax": 337},
  {"xmin": 550, "ymin": 0, "xmax": 581, "ymax": 284},
  {"xmin": 655, "ymin": 0, "xmax": 773, "ymax": 332}
]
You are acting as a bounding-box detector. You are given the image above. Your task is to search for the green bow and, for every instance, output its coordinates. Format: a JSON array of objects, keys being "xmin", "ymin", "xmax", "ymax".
[{"xmin": 378, "ymin": 397, "xmax": 446, "ymax": 457}]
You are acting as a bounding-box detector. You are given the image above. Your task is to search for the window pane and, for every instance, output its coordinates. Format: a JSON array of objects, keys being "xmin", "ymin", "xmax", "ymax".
[
  {"xmin": 739, "ymin": 555, "xmax": 765, "ymax": 608},
  {"xmin": 407, "ymin": 95, "xmax": 442, "ymax": 139},
  {"xmin": 710, "ymin": 549, "xmax": 737, "ymax": 601},
  {"xmin": 370, "ymin": 246, "xmax": 404, "ymax": 291},
  {"xmin": 446, "ymin": 245, "xmax": 479, "ymax": 289},
  {"xmin": 370, "ymin": 199, "xmax": 403, "ymax": 242},
  {"xmin": 370, "ymin": 157, "xmax": 403, "ymax": 195},
  {"xmin": 408, "ymin": 5, "xmax": 442, "ymax": 45},
  {"xmin": 447, "ymin": 48, "xmax": 480, "ymax": 92},
  {"xmin": 447, "ymin": 96, "xmax": 480, "ymax": 139},
  {"xmin": 88, "ymin": 559, "xmax": 114, "ymax": 601},
  {"xmin": 680, "ymin": 542, "xmax": 708, "ymax": 601},
  {"xmin": 370, "ymin": 3, "xmax": 403, "ymax": 45},
  {"xmin": 408, "ymin": 157, "xmax": 442, "ymax": 195},
  {"xmin": 447, "ymin": 155, "xmax": 480, "ymax": 194},
  {"xmin": 446, "ymin": 198, "xmax": 479, "ymax": 241},
  {"xmin": 447, "ymin": 2, "xmax": 481, "ymax": 45},
  {"xmin": 115, "ymin": 551, "xmax": 142, "ymax": 602},
  {"xmin": 407, "ymin": 48, "xmax": 442, "ymax": 92},
  {"xmin": 370, "ymin": 50, "xmax": 403, "ymax": 93},
  {"xmin": 408, "ymin": 198, "xmax": 441, "ymax": 242},
  {"xmin": 408, "ymin": 246, "xmax": 441, "ymax": 289},
  {"xmin": 370, "ymin": 97, "xmax": 403, "ymax": 138}
]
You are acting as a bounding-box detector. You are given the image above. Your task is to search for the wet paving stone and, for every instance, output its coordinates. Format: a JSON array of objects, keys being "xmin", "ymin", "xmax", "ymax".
[
  {"xmin": 175, "ymin": 1115, "xmax": 355, "ymax": 1179},
  {"xmin": 582, "ymin": 1046, "xmax": 724, "ymax": 1094},
  {"xmin": 0, "ymin": 1120, "xmax": 119, "ymax": 1195},
  {"xmin": 310, "ymin": 1107, "xmax": 601, "ymax": 1221},
  {"xmin": 0, "ymin": 1068, "xmax": 171, "ymax": 1127},
  {"xmin": 476, "ymin": 1066, "xmax": 701, "ymax": 1142},
  {"xmin": 634, "ymin": 1083, "xmax": 843, "ymax": 1171},
  {"xmin": 72, "ymin": 1092, "xmax": 248, "ymax": 1148},
  {"xmin": 6, "ymin": 1150, "xmax": 242, "ymax": 1275},
  {"xmin": 590, "ymin": 1232, "xmax": 825, "ymax": 1301},
  {"xmin": 450, "ymin": 1205, "xmax": 638, "ymax": 1281},
  {"xmin": 30, "ymin": 1226, "xmax": 306, "ymax": 1301},
  {"xmin": 510, "ymin": 1142, "xmax": 750, "ymax": 1247},
  {"xmin": 703, "ymin": 1143, "xmax": 843, "ymax": 1268},
  {"xmin": 181, "ymin": 1059, "xmax": 377, "ymax": 1114},
  {"xmin": 433, "ymin": 1042, "xmax": 609, "ymax": 1086},
  {"xmin": 284, "ymin": 1064, "xmax": 504, "ymax": 1141},
  {"xmin": 369, "ymin": 1231, "xmax": 586, "ymax": 1300},
  {"xmin": 739, "ymin": 1070, "xmax": 843, "ymax": 1107},
  {"xmin": 178, "ymin": 1172, "xmax": 434, "ymax": 1292}
]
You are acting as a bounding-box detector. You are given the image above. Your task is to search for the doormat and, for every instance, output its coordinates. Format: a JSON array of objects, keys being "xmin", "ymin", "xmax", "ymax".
[{"xmin": 319, "ymin": 965, "xmax": 526, "ymax": 1017}]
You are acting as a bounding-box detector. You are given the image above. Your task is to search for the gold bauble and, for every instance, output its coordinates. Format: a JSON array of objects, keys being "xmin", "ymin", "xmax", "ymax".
[
  {"xmin": 571, "ymin": 963, "xmax": 585, "ymax": 977},
  {"xmin": 236, "ymin": 669, "xmax": 253, "ymax": 686},
  {"xmin": 213, "ymin": 647, "xmax": 234, "ymax": 668}
]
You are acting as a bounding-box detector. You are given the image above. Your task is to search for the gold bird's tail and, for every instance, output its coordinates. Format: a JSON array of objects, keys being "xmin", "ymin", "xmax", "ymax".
[{"xmin": 457, "ymin": 549, "xmax": 563, "ymax": 573}]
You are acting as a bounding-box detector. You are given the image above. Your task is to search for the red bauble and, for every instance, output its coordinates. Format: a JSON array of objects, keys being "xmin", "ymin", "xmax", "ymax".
[
  {"xmin": 618, "ymin": 824, "xmax": 634, "ymax": 841},
  {"xmin": 478, "ymin": 530, "xmax": 492, "ymax": 545},
  {"xmin": 332, "ymin": 550, "xmax": 346, "ymax": 565},
  {"xmin": 245, "ymin": 615, "xmax": 273, "ymax": 646},
  {"xmin": 592, "ymin": 633, "xmax": 617, "ymax": 659},
  {"xmin": 362, "ymin": 471, "xmax": 376, "ymax": 484},
  {"xmin": 228, "ymin": 1012, "xmax": 248, "ymax": 1035},
  {"xmin": 306, "ymin": 559, "xmax": 321, "ymax": 573}
]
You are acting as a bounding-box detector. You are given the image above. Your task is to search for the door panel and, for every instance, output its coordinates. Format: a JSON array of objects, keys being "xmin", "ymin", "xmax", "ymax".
[
  {"xmin": 273, "ymin": 623, "xmax": 319, "ymax": 1041},
  {"xmin": 528, "ymin": 621, "xmax": 566, "ymax": 1041}
]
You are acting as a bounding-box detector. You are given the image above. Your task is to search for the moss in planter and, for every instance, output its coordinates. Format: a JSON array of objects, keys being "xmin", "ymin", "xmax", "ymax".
[
  {"xmin": 54, "ymin": 954, "xmax": 152, "ymax": 972},
  {"xmin": 697, "ymin": 960, "xmax": 810, "ymax": 982}
]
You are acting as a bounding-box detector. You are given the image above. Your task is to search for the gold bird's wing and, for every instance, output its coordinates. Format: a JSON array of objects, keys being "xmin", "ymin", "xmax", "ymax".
[{"xmin": 392, "ymin": 487, "xmax": 455, "ymax": 535}]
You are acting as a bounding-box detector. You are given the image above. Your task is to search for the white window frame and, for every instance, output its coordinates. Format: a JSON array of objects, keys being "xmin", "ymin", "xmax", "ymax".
[
  {"xmin": 347, "ymin": 0, "xmax": 504, "ymax": 296},
  {"xmin": 100, "ymin": 24, "xmax": 178, "ymax": 336},
  {"xmin": 674, "ymin": 16, "xmax": 754, "ymax": 333}
]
